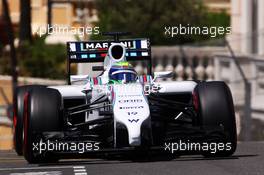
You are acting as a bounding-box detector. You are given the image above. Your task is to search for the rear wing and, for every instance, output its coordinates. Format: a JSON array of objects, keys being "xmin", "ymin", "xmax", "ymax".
[
  {"xmin": 66, "ymin": 38, "xmax": 152, "ymax": 84},
  {"xmin": 67, "ymin": 38, "xmax": 151, "ymax": 62}
]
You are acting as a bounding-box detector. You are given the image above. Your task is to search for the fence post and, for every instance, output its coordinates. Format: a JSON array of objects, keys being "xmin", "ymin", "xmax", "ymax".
[
  {"xmin": 225, "ymin": 39, "xmax": 252, "ymax": 141},
  {"xmin": 242, "ymin": 82, "xmax": 252, "ymax": 140}
]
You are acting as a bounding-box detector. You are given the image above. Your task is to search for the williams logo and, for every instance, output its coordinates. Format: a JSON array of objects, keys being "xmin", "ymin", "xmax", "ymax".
[{"xmin": 128, "ymin": 119, "xmax": 139, "ymax": 123}]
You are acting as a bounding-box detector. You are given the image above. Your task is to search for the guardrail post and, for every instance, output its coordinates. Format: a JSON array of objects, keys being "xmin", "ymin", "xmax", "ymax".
[
  {"xmin": 242, "ymin": 82, "xmax": 252, "ymax": 141},
  {"xmin": 225, "ymin": 39, "xmax": 252, "ymax": 141},
  {"xmin": 2, "ymin": 0, "xmax": 18, "ymax": 119}
]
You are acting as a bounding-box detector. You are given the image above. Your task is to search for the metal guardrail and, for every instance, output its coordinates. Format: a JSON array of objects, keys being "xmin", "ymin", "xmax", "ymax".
[
  {"xmin": 0, "ymin": 84, "xmax": 12, "ymax": 127},
  {"xmin": 0, "ymin": 105, "xmax": 12, "ymax": 127},
  {"xmin": 0, "ymin": 75, "xmax": 66, "ymax": 127}
]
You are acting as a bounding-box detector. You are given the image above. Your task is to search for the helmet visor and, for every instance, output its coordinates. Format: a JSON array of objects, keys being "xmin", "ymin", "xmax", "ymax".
[{"xmin": 111, "ymin": 70, "xmax": 137, "ymax": 83}]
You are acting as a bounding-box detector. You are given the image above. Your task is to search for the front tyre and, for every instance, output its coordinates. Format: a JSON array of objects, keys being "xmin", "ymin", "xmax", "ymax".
[
  {"xmin": 23, "ymin": 88, "xmax": 62, "ymax": 163},
  {"xmin": 194, "ymin": 81, "xmax": 237, "ymax": 157},
  {"xmin": 14, "ymin": 85, "xmax": 46, "ymax": 156}
]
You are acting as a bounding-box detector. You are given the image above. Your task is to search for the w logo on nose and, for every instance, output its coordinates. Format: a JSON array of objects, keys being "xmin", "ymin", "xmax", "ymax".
[{"xmin": 128, "ymin": 119, "xmax": 139, "ymax": 123}]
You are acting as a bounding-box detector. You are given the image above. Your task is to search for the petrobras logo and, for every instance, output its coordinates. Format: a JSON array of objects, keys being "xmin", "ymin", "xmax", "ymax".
[
  {"xmin": 119, "ymin": 106, "xmax": 144, "ymax": 109},
  {"xmin": 118, "ymin": 99, "xmax": 143, "ymax": 103}
]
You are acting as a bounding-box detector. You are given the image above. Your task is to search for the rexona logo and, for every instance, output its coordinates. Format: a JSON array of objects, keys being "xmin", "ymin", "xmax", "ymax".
[
  {"xmin": 118, "ymin": 99, "xmax": 143, "ymax": 103},
  {"xmin": 119, "ymin": 106, "xmax": 144, "ymax": 109},
  {"xmin": 84, "ymin": 41, "xmax": 134, "ymax": 50}
]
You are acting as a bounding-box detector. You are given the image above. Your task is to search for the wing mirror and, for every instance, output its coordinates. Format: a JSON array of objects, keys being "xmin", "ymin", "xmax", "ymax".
[
  {"xmin": 70, "ymin": 75, "xmax": 89, "ymax": 84},
  {"xmin": 152, "ymin": 71, "xmax": 173, "ymax": 82}
]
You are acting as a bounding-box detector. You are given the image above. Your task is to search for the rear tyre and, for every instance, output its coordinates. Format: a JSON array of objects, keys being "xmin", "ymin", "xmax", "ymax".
[
  {"xmin": 23, "ymin": 88, "xmax": 62, "ymax": 163},
  {"xmin": 194, "ymin": 81, "xmax": 237, "ymax": 157},
  {"xmin": 14, "ymin": 85, "xmax": 46, "ymax": 156}
]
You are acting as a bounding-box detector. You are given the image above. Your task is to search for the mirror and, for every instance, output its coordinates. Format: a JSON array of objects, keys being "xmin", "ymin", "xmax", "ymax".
[
  {"xmin": 152, "ymin": 71, "xmax": 173, "ymax": 82},
  {"xmin": 70, "ymin": 75, "xmax": 89, "ymax": 84}
]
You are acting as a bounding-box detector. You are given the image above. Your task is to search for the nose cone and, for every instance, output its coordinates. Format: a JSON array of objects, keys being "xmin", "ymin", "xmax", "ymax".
[
  {"xmin": 112, "ymin": 84, "xmax": 150, "ymax": 147},
  {"xmin": 130, "ymin": 137, "xmax": 141, "ymax": 146}
]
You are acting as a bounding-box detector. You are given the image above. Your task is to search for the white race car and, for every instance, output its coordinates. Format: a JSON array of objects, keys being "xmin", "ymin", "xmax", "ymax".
[{"xmin": 13, "ymin": 32, "xmax": 237, "ymax": 163}]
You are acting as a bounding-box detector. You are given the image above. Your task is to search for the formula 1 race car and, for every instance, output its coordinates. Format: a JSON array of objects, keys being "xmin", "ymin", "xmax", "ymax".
[{"xmin": 13, "ymin": 32, "xmax": 237, "ymax": 163}]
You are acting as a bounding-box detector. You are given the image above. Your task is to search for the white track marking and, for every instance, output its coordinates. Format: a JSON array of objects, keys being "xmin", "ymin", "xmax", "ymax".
[
  {"xmin": 73, "ymin": 166, "xmax": 85, "ymax": 169},
  {"xmin": 9, "ymin": 172, "xmax": 61, "ymax": 175},
  {"xmin": 0, "ymin": 166, "xmax": 74, "ymax": 171},
  {"xmin": 73, "ymin": 166, "xmax": 87, "ymax": 175},
  {"xmin": 74, "ymin": 169, "xmax": 86, "ymax": 172}
]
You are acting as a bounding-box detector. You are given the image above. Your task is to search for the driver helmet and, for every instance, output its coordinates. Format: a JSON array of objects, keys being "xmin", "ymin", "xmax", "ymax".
[{"xmin": 108, "ymin": 61, "xmax": 137, "ymax": 83}]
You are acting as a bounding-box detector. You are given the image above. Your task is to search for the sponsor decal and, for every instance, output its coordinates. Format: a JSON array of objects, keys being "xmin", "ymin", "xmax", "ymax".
[
  {"xmin": 83, "ymin": 41, "xmax": 134, "ymax": 50},
  {"xmin": 127, "ymin": 111, "xmax": 138, "ymax": 115},
  {"xmin": 128, "ymin": 119, "xmax": 139, "ymax": 123},
  {"xmin": 119, "ymin": 106, "xmax": 144, "ymax": 109},
  {"xmin": 118, "ymin": 99, "xmax": 143, "ymax": 103},
  {"xmin": 118, "ymin": 94, "xmax": 141, "ymax": 97}
]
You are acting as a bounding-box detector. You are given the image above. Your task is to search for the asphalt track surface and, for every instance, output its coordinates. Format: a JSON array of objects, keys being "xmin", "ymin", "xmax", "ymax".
[{"xmin": 0, "ymin": 142, "xmax": 263, "ymax": 175}]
